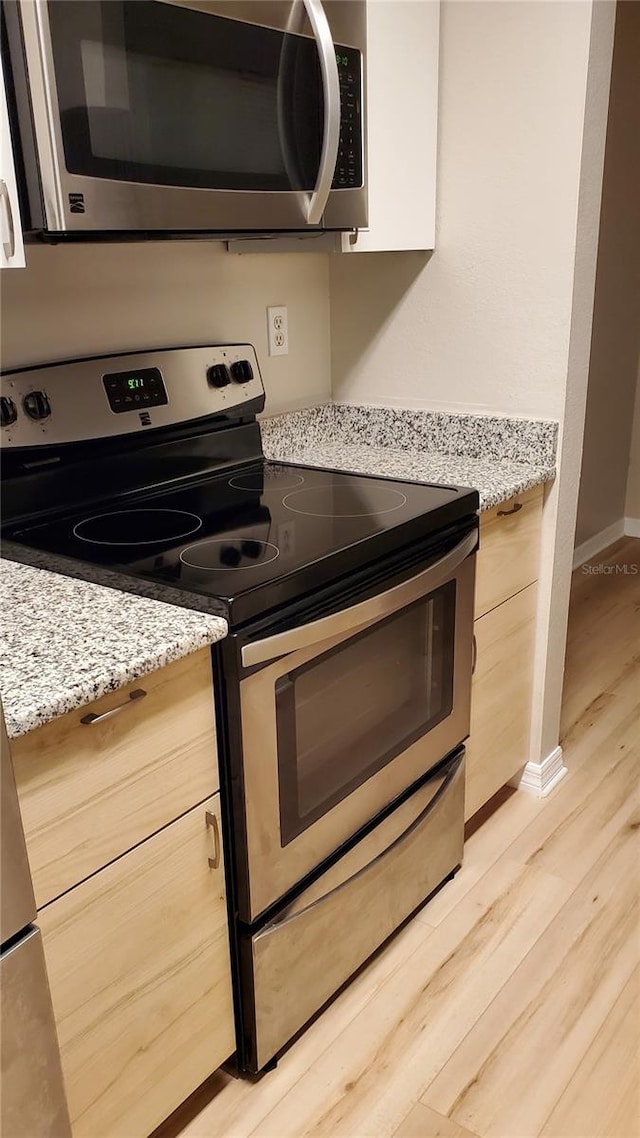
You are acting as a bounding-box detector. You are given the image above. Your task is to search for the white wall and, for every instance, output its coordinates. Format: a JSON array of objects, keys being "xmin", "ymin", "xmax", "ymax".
[
  {"xmin": 625, "ymin": 360, "xmax": 640, "ymax": 523},
  {"xmin": 330, "ymin": 0, "xmax": 615, "ymax": 770},
  {"xmin": 574, "ymin": 0, "xmax": 640, "ymax": 547},
  {"xmin": 331, "ymin": 0, "xmax": 600, "ymax": 419},
  {"xmin": 0, "ymin": 242, "xmax": 331, "ymax": 415},
  {"xmin": 534, "ymin": 0, "xmax": 616, "ymax": 763}
]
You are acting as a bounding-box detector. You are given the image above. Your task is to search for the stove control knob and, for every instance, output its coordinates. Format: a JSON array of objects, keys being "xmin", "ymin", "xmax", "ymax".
[
  {"xmin": 0, "ymin": 396, "xmax": 18, "ymax": 427},
  {"xmin": 23, "ymin": 390, "xmax": 51, "ymax": 421},
  {"xmin": 241, "ymin": 540, "xmax": 262, "ymax": 559},
  {"xmin": 230, "ymin": 359, "xmax": 254, "ymax": 384},
  {"xmin": 219, "ymin": 544, "xmax": 242, "ymax": 567},
  {"xmin": 207, "ymin": 363, "xmax": 231, "ymax": 388}
]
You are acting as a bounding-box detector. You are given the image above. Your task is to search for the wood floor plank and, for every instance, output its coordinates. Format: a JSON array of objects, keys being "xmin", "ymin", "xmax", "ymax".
[
  {"xmin": 562, "ymin": 618, "xmax": 640, "ymax": 739},
  {"xmin": 501, "ymin": 722, "xmax": 640, "ymax": 886},
  {"xmin": 560, "ymin": 538, "xmax": 640, "ymax": 738},
  {"xmin": 566, "ymin": 539, "xmax": 640, "ymax": 620},
  {"xmin": 559, "ymin": 655, "xmax": 640, "ymax": 776},
  {"xmin": 393, "ymin": 1102, "xmax": 480, "ymax": 1138},
  {"xmin": 246, "ymin": 860, "xmax": 572, "ymax": 1137},
  {"xmin": 422, "ymin": 808, "xmax": 640, "ymax": 1138},
  {"xmin": 540, "ymin": 965, "xmax": 640, "ymax": 1138}
]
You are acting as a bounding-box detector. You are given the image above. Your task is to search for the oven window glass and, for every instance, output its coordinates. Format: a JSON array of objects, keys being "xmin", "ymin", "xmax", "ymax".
[
  {"xmin": 48, "ymin": 1, "xmax": 325, "ymax": 191},
  {"xmin": 276, "ymin": 583, "xmax": 456, "ymax": 845}
]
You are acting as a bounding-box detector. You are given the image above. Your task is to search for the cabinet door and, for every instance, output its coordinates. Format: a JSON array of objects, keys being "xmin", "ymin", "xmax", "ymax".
[
  {"xmin": 38, "ymin": 795, "xmax": 235, "ymax": 1138},
  {"xmin": 465, "ymin": 583, "xmax": 537, "ymax": 820},
  {"xmin": 474, "ymin": 486, "xmax": 543, "ymax": 618},
  {"xmin": 1, "ymin": 56, "xmax": 25, "ymax": 269},
  {"xmin": 13, "ymin": 649, "xmax": 219, "ymax": 908},
  {"xmin": 340, "ymin": 0, "xmax": 439, "ymax": 253}
]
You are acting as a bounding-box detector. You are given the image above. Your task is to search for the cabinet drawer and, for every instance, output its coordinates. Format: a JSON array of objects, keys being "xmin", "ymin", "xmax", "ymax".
[
  {"xmin": 465, "ymin": 583, "xmax": 537, "ymax": 820},
  {"xmin": 475, "ymin": 485, "xmax": 543, "ymax": 618},
  {"xmin": 38, "ymin": 795, "xmax": 235, "ymax": 1138},
  {"xmin": 13, "ymin": 649, "xmax": 219, "ymax": 908}
]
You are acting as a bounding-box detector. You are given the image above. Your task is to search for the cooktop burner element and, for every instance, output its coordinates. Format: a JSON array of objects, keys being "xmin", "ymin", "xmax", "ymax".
[
  {"xmin": 229, "ymin": 465, "xmax": 305, "ymax": 492},
  {"xmin": 73, "ymin": 509, "xmax": 203, "ymax": 546},
  {"xmin": 282, "ymin": 483, "xmax": 408, "ymax": 518},
  {"xmin": 180, "ymin": 537, "xmax": 280, "ymax": 571}
]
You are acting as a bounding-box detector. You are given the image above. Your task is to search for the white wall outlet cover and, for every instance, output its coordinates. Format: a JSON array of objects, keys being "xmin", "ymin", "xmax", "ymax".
[{"xmin": 267, "ymin": 305, "xmax": 289, "ymax": 356}]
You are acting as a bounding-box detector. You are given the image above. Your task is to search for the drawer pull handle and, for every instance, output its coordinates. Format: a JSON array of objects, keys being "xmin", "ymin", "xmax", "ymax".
[
  {"xmin": 80, "ymin": 688, "xmax": 147, "ymax": 725},
  {"xmin": 472, "ymin": 634, "xmax": 478, "ymax": 675},
  {"xmin": 206, "ymin": 810, "xmax": 221, "ymax": 870},
  {"xmin": 497, "ymin": 502, "xmax": 523, "ymax": 517}
]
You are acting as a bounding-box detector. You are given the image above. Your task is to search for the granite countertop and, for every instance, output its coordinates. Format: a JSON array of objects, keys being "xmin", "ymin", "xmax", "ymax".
[
  {"xmin": 0, "ymin": 559, "xmax": 227, "ymax": 739},
  {"xmin": 260, "ymin": 404, "xmax": 557, "ymax": 511}
]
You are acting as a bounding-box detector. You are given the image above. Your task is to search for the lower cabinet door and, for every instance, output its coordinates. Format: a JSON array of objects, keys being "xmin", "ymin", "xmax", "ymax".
[
  {"xmin": 465, "ymin": 583, "xmax": 537, "ymax": 820},
  {"xmin": 38, "ymin": 795, "xmax": 235, "ymax": 1138}
]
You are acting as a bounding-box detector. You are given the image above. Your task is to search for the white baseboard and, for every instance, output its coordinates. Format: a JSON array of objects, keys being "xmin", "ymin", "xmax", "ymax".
[
  {"xmin": 512, "ymin": 745, "xmax": 568, "ymax": 798},
  {"xmin": 572, "ymin": 520, "xmax": 625, "ymax": 569},
  {"xmin": 573, "ymin": 517, "xmax": 640, "ymax": 568}
]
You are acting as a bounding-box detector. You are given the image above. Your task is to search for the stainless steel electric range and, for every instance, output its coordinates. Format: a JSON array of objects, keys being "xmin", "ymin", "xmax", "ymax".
[{"xmin": 0, "ymin": 344, "xmax": 479, "ymax": 1073}]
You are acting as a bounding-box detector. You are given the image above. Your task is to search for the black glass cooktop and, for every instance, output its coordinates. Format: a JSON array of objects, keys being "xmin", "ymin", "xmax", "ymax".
[{"xmin": 9, "ymin": 463, "xmax": 478, "ymax": 625}]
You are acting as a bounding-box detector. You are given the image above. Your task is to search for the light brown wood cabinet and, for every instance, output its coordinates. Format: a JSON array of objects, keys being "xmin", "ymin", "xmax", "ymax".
[
  {"xmin": 38, "ymin": 795, "xmax": 235, "ymax": 1138},
  {"xmin": 466, "ymin": 487, "xmax": 544, "ymax": 820},
  {"xmin": 465, "ymin": 583, "xmax": 537, "ymax": 819},
  {"xmin": 14, "ymin": 648, "xmax": 235, "ymax": 1138},
  {"xmin": 12, "ymin": 650, "xmax": 219, "ymax": 908},
  {"xmin": 474, "ymin": 485, "xmax": 542, "ymax": 620}
]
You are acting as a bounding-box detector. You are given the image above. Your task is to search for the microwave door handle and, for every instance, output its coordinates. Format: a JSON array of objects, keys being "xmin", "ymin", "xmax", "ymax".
[
  {"xmin": 303, "ymin": 0, "xmax": 341, "ymax": 225},
  {"xmin": 241, "ymin": 529, "xmax": 478, "ymax": 668}
]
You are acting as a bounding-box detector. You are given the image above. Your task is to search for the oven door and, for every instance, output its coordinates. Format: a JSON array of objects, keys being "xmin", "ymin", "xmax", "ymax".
[
  {"xmin": 13, "ymin": 0, "xmax": 366, "ymax": 234},
  {"xmin": 234, "ymin": 529, "xmax": 476, "ymax": 923}
]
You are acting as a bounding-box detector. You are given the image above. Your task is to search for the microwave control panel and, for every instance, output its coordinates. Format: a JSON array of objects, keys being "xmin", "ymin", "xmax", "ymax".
[{"xmin": 333, "ymin": 47, "xmax": 363, "ymax": 190}]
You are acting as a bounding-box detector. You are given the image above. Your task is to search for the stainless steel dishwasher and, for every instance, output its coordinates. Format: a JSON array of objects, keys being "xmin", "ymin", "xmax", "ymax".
[{"xmin": 0, "ymin": 703, "xmax": 71, "ymax": 1138}]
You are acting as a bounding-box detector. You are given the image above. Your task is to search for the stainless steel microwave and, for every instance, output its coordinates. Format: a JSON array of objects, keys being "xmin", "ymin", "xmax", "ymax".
[{"xmin": 3, "ymin": 0, "xmax": 367, "ymax": 237}]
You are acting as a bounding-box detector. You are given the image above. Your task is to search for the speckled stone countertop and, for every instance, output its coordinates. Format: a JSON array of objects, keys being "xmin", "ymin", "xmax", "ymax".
[
  {"xmin": 0, "ymin": 559, "xmax": 227, "ymax": 738},
  {"xmin": 260, "ymin": 404, "xmax": 557, "ymax": 511}
]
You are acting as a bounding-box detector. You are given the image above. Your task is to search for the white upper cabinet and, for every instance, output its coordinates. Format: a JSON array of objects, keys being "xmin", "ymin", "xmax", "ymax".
[
  {"xmin": 0, "ymin": 55, "xmax": 25, "ymax": 269},
  {"xmin": 341, "ymin": 0, "xmax": 440, "ymax": 254}
]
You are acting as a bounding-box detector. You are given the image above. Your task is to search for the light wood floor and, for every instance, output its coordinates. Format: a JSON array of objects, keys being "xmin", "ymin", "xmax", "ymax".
[{"xmin": 159, "ymin": 537, "xmax": 640, "ymax": 1138}]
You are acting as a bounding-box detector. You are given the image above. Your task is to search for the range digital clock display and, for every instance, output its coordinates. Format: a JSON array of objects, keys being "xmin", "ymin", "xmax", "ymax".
[{"xmin": 102, "ymin": 367, "xmax": 168, "ymax": 413}]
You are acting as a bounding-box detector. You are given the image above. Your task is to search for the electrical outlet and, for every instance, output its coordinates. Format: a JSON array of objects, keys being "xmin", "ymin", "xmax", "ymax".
[{"xmin": 267, "ymin": 305, "xmax": 289, "ymax": 356}]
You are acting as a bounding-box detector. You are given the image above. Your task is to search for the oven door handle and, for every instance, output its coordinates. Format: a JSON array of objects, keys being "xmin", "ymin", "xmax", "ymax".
[
  {"xmin": 303, "ymin": 0, "xmax": 341, "ymax": 225},
  {"xmin": 241, "ymin": 528, "xmax": 478, "ymax": 668}
]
